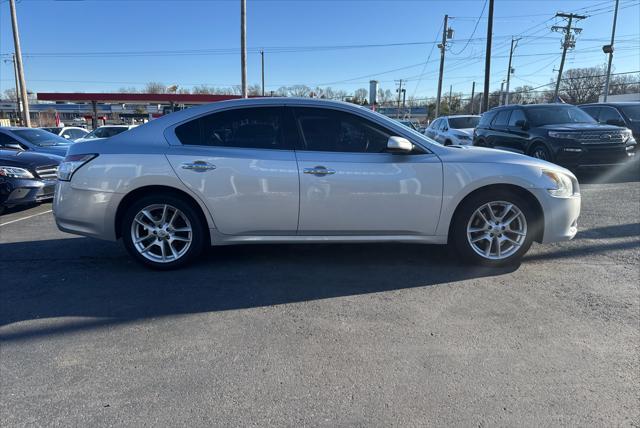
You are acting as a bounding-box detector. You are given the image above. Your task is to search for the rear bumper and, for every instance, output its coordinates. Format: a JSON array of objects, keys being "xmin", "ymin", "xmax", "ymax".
[
  {"xmin": 53, "ymin": 181, "xmax": 122, "ymax": 240},
  {"xmin": 0, "ymin": 177, "xmax": 56, "ymax": 209}
]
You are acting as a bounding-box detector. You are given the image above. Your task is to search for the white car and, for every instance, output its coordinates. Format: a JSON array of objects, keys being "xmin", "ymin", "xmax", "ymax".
[
  {"xmin": 425, "ymin": 115, "xmax": 480, "ymax": 146},
  {"xmin": 39, "ymin": 126, "xmax": 89, "ymax": 142},
  {"xmin": 53, "ymin": 98, "xmax": 580, "ymax": 269},
  {"xmin": 73, "ymin": 125, "xmax": 137, "ymax": 143}
]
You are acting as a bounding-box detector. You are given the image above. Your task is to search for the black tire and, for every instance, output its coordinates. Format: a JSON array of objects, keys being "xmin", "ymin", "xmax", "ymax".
[
  {"xmin": 444, "ymin": 140, "xmax": 452, "ymax": 146},
  {"xmin": 474, "ymin": 139, "xmax": 486, "ymax": 147},
  {"xmin": 451, "ymin": 189, "xmax": 537, "ymax": 267},
  {"xmin": 121, "ymin": 193, "xmax": 206, "ymax": 270},
  {"xmin": 529, "ymin": 143, "xmax": 553, "ymax": 162}
]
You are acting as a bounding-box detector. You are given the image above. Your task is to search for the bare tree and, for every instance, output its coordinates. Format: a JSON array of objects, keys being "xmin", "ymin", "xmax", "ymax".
[
  {"xmin": 288, "ymin": 85, "xmax": 311, "ymax": 97},
  {"xmin": 558, "ymin": 66, "xmax": 606, "ymax": 104},
  {"xmin": 352, "ymin": 88, "xmax": 368, "ymax": 105},
  {"xmin": 609, "ymin": 73, "xmax": 640, "ymax": 95},
  {"xmin": 118, "ymin": 86, "xmax": 139, "ymax": 94},
  {"xmin": 144, "ymin": 82, "xmax": 167, "ymax": 94},
  {"xmin": 3, "ymin": 88, "xmax": 18, "ymax": 102},
  {"xmin": 248, "ymin": 83, "xmax": 262, "ymax": 96}
]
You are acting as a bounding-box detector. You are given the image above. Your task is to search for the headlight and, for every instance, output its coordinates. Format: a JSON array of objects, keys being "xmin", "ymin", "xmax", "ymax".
[
  {"xmin": 57, "ymin": 154, "xmax": 98, "ymax": 181},
  {"xmin": 542, "ymin": 170, "xmax": 577, "ymax": 198},
  {"xmin": 0, "ymin": 166, "xmax": 34, "ymax": 179},
  {"xmin": 621, "ymin": 129, "xmax": 634, "ymax": 143},
  {"xmin": 548, "ymin": 131, "xmax": 580, "ymax": 140},
  {"xmin": 457, "ymin": 135, "xmax": 472, "ymax": 140}
]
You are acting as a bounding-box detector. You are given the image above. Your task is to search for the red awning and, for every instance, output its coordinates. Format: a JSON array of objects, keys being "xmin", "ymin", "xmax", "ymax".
[{"xmin": 37, "ymin": 93, "xmax": 249, "ymax": 104}]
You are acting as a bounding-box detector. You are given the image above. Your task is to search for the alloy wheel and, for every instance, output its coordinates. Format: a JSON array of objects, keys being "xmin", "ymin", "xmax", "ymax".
[
  {"xmin": 466, "ymin": 201, "xmax": 528, "ymax": 260},
  {"xmin": 130, "ymin": 204, "xmax": 193, "ymax": 263}
]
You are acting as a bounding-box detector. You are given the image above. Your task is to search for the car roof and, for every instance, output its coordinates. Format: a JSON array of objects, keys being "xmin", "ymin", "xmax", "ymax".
[{"xmin": 442, "ymin": 115, "xmax": 480, "ymax": 118}]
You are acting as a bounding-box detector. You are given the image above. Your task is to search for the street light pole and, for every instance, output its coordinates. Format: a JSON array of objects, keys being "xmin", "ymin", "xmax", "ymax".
[
  {"xmin": 240, "ymin": 0, "xmax": 247, "ymax": 98},
  {"xmin": 10, "ymin": 55, "xmax": 22, "ymax": 125},
  {"xmin": 9, "ymin": 0, "xmax": 30, "ymax": 127},
  {"xmin": 504, "ymin": 37, "xmax": 520, "ymax": 105},
  {"xmin": 481, "ymin": 0, "xmax": 494, "ymax": 113},
  {"xmin": 261, "ymin": 49, "xmax": 265, "ymax": 96}
]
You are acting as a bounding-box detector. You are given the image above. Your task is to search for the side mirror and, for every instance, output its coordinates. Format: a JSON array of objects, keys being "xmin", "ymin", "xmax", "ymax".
[
  {"xmin": 605, "ymin": 119, "xmax": 625, "ymax": 127},
  {"xmin": 386, "ymin": 136, "xmax": 413, "ymax": 153},
  {"xmin": 514, "ymin": 119, "xmax": 528, "ymax": 129}
]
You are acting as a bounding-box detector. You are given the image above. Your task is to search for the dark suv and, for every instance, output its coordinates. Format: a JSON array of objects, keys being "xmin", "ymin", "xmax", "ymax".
[
  {"xmin": 473, "ymin": 104, "xmax": 636, "ymax": 168},
  {"xmin": 578, "ymin": 102, "xmax": 639, "ymax": 142}
]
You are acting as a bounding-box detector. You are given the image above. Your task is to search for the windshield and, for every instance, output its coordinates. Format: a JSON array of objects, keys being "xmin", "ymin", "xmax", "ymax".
[
  {"xmin": 13, "ymin": 129, "xmax": 71, "ymax": 146},
  {"xmin": 448, "ymin": 116, "xmax": 480, "ymax": 129},
  {"xmin": 621, "ymin": 105, "xmax": 640, "ymax": 121},
  {"xmin": 526, "ymin": 106, "xmax": 596, "ymax": 126},
  {"xmin": 40, "ymin": 127, "xmax": 62, "ymax": 134},
  {"xmin": 399, "ymin": 121, "xmax": 417, "ymax": 130}
]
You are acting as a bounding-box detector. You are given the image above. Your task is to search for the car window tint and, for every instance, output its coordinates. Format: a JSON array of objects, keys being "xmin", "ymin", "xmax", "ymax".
[
  {"xmin": 478, "ymin": 111, "xmax": 496, "ymax": 127},
  {"xmin": 0, "ymin": 132, "xmax": 18, "ymax": 146},
  {"xmin": 580, "ymin": 106, "xmax": 600, "ymax": 120},
  {"xmin": 598, "ymin": 107, "xmax": 624, "ymax": 124},
  {"xmin": 508, "ymin": 110, "xmax": 526, "ymax": 127},
  {"xmin": 176, "ymin": 107, "xmax": 288, "ymax": 150},
  {"xmin": 492, "ymin": 110, "xmax": 510, "ymax": 127},
  {"xmin": 440, "ymin": 119, "xmax": 448, "ymax": 130},
  {"xmin": 430, "ymin": 119, "xmax": 439, "ymax": 129},
  {"xmin": 294, "ymin": 107, "xmax": 392, "ymax": 153}
]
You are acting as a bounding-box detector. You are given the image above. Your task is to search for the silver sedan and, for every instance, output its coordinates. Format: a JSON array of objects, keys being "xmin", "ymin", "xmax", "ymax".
[{"xmin": 53, "ymin": 98, "xmax": 580, "ymax": 269}]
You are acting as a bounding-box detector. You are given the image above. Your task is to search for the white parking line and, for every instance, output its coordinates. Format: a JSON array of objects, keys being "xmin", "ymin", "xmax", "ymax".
[{"xmin": 0, "ymin": 209, "xmax": 53, "ymax": 227}]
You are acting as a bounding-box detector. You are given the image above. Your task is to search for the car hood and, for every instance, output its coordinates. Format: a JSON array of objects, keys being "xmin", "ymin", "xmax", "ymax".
[
  {"xmin": 435, "ymin": 144, "xmax": 571, "ymax": 172},
  {"xmin": 73, "ymin": 137, "xmax": 106, "ymax": 144},
  {"xmin": 0, "ymin": 149, "xmax": 63, "ymax": 169},
  {"xmin": 538, "ymin": 123, "xmax": 625, "ymax": 132},
  {"xmin": 32, "ymin": 145, "xmax": 70, "ymax": 157},
  {"xmin": 451, "ymin": 128, "xmax": 474, "ymax": 137}
]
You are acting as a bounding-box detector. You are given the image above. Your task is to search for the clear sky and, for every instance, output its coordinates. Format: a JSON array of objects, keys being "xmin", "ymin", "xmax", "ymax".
[{"xmin": 0, "ymin": 0, "xmax": 638, "ymax": 99}]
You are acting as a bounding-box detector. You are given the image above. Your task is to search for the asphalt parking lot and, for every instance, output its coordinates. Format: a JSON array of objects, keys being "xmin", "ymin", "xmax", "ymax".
[{"xmin": 1, "ymin": 165, "xmax": 639, "ymax": 426}]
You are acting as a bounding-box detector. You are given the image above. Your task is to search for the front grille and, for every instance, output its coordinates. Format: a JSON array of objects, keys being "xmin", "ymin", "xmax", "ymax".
[
  {"xmin": 35, "ymin": 165, "xmax": 58, "ymax": 180},
  {"xmin": 578, "ymin": 131, "xmax": 625, "ymax": 145}
]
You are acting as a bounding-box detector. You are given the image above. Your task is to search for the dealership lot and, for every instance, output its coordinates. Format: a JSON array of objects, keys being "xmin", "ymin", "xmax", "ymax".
[{"xmin": 1, "ymin": 167, "xmax": 638, "ymax": 426}]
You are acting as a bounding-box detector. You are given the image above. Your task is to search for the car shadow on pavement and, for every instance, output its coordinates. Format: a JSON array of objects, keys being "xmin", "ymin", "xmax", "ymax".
[
  {"xmin": 0, "ymin": 238, "xmax": 517, "ymax": 341},
  {"xmin": 575, "ymin": 222, "xmax": 640, "ymax": 240}
]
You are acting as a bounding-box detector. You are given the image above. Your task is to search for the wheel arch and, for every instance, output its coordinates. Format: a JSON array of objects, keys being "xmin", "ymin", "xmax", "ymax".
[
  {"xmin": 446, "ymin": 183, "xmax": 545, "ymax": 243},
  {"xmin": 114, "ymin": 185, "xmax": 213, "ymax": 240}
]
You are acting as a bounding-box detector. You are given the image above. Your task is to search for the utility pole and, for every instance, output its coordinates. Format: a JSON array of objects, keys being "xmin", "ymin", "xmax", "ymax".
[
  {"xmin": 504, "ymin": 37, "xmax": 520, "ymax": 105},
  {"xmin": 448, "ymin": 85, "xmax": 453, "ymax": 113},
  {"xmin": 261, "ymin": 50, "xmax": 265, "ymax": 96},
  {"xmin": 602, "ymin": 0, "xmax": 619, "ymax": 102},
  {"xmin": 481, "ymin": 0, "xmax": 494, "ymax": 113},
  {"xmin": 499, "ymin": 81, "xmax": 505, "ymax": 106},
  {"xmin": 240, "ymin": 0, "xmax": 247, "ymax": 98},
  {"xmin": 435, "ymin": 14, "xmax": 450, "ymax": 118},
  {"xmin": 396, "ymin": 79, "xmax": 403, "ymax": 118},
  {"xmin": 3, "ymin": 55, "xmax": 22, "ymax": 125},
  {"xmin": 9, "ymin": 0, "xmax": 30, "ymax": 127},
  {"xmin": 470, "ymin": 81, "xmax": 475, "ymax": 114},
  {"xmin": 552, "ymin": 12, "xmax": 586, "ymax": 100}
]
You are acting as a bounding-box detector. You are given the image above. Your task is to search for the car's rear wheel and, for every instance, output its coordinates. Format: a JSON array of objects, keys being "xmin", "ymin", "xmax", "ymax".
[
  {"xmin": 452, "ymin": 190, "xmax": 536, "ymax": 266},
  {"xmin": 121, "ymin": 194, "xmax": 205, "ymax": 269}
]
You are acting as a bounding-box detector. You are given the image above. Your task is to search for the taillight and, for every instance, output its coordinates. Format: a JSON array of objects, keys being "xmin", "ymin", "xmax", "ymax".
[{"xmin": 57, "ymin": 154, "xmax": 98, "ymax": 181}]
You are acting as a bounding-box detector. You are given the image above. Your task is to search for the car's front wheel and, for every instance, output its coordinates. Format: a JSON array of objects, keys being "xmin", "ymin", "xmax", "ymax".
[
  {"xmin": 121, "ymin": 194, "xmax": 206, "ymax": 269},
  {"xmin": 452, "ymin": 190, "xmax": 536, "ymax": 266}
]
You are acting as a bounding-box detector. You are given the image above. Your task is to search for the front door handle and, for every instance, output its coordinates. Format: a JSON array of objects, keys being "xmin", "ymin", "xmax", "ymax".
[
  {"xmin": 303, "ymin": 166, "xmax": 336, "ymax": 176},
  {"xmin": 181, "ymin": 161, "xmax": 216, "ymax": 172}
]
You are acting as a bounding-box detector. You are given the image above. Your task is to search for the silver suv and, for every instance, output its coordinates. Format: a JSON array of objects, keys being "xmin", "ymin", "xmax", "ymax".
[{"xmin": 54, "ymin": 98, "xmax": 580, "ymax": 269}]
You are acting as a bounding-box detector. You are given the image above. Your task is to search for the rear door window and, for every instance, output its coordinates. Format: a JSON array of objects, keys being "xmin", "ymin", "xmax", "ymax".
[
  {"xmin": 175, "ymin": 107, "xmax": 291, "ymax": 150},
  {"xmin": 508, "ymin": 110, "xmax": 526, "ymax": 127},
  {"xmin": 598, "ymin": 107, "xmax": 625, "ymax": 125}
]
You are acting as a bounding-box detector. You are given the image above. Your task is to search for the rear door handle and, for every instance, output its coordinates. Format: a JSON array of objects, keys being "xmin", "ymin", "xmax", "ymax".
[
  {"xmin": 181, "ymin": 161, "xmax": 216, "ymax": 172},
  {"xmin": 303, "ymin": 166, "xmax": 336, "ymax": 176}
]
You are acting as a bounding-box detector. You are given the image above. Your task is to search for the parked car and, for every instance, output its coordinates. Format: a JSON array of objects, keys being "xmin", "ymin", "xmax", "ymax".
[
  {"xmin": 473, "ymin": 104, "xmax": 636, "ymax": 168},
  {"xmin": 425, "ymin": 115, "xmax": 480, "ymax": 145},
  {"xmin": 40, "ymin": 126, "xmax": 89, "ymax": 142},
  {"xmin": 0, "ymin": 149, "xmax": 61, "ymax": 215},
  {"xmin": 54, "ymin": 98, "xmax": 580, "ymax": 269},
  {"xmin": 578, "ymin": 102, "xmax": 639, "ymax": 142},
  {"xmin": 74, "ymin": 125, "xmax": 137, "ymax": 143},
  {"xmin": 0, "ymin": 127, "xmax": 71, "ymax": 157}
]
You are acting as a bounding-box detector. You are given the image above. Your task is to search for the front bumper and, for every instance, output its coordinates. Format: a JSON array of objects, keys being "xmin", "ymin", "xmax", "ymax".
[
  {"xmin": 53, "ymin": 181, "xmax": 123, "ymax": 240},
  {"xmin": 554, "ymin": 142, "xmax": 636, "ymax": 167},
  {"xmin": 530, "ymin": 188, "xmax": 581, "ymax": 243},
  {"xmin": 0, "ymin": 177, "xmax": 56, "ymax": 209}
]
